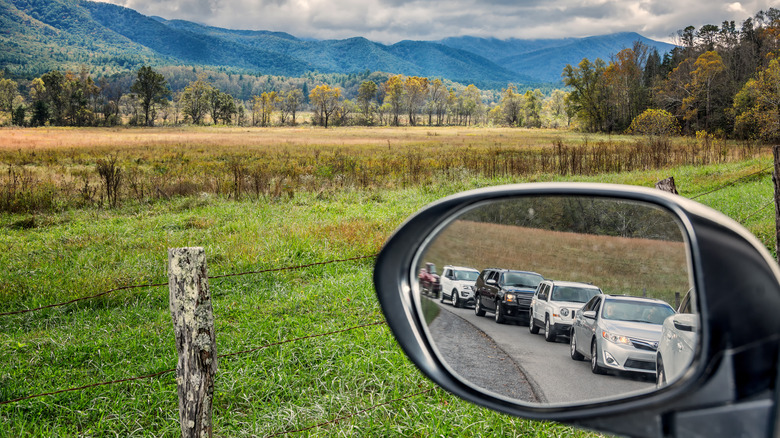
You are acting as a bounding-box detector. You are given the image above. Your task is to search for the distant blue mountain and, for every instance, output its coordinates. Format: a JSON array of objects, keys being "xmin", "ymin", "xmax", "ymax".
[
  {"xmin": 440, "ymin": 33, "xmax": 677, "ymax": 83},
  {"xmin": 1, "ymin": 0, "xmax": 677, "ymax": 87}
]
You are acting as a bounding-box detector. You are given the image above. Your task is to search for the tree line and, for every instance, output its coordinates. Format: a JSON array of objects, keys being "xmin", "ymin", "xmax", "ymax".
[
  {"xmin": 563, "ymin": 8, "xmax": 780, "ymax": 140},
  {"xmin": 0, "ymin": 66, "xmax": 570, "ymax": 129}
]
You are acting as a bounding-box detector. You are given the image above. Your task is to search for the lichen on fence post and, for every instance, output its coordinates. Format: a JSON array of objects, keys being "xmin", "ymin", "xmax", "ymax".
[{"xmin": 168, "ymin": 247, "xmax": 217, "ymax": 438}]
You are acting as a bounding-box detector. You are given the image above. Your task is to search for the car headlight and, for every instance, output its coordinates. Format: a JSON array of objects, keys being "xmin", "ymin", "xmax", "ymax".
[
  {"xmin": 505, "ymin": 293, "xmax": 516, "ymax": 302},
  {"xmin": 560, "ymin": 308, "xmax": 570, "ymax": 317},
  {"xmin": 602, "ymin": 330, "xmax": 631, "ymax": 345},
  {"xmin": 462, "ymin": 285, "xmax": 474, "ymax": 292}
]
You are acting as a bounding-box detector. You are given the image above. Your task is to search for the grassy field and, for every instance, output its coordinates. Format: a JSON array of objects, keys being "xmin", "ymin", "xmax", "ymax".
[
  {"xmin": 0, "ymin": 126, "xmax": 765, "ymax": 213},
  {"xmin": 0, "ymin": 126, "xmax": 774, "ymax": 437}
]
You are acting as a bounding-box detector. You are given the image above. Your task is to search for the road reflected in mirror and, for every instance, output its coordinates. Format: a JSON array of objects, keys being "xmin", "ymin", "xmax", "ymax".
[{"xmin": 413, "ymin": 196, "xmax": 696, "ymax": 406}]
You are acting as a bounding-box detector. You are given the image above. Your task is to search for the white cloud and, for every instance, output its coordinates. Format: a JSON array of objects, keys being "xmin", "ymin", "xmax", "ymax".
[
  {"xmin": 93, "ymin": 0, "xmax": 780, "ymax": 43},
  {"xmin": 726, "ymin": 2, "xmax": 747, "ymax": 12}
]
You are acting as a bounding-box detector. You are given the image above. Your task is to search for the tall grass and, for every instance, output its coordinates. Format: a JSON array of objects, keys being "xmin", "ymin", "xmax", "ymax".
[{"xmin": 0, "ymin": 127, "xmax": 766, "ymax": 213}]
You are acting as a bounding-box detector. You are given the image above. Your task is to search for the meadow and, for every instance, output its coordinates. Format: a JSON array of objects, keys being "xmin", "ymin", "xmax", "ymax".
[
  {"xmin": 0, "ymin": 126, "xmax": 774, "ymax": 437},
  {"xmin": 0, "ymin": 126, "xmax": 764, "ymax": 214}
]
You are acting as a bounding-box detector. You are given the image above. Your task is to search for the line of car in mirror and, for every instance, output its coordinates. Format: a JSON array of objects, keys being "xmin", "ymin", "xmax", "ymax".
[
  {"xmin": 377, "ymin": 188, "xmax": 776, "ymax": 436},
  {"xmin": 419, "ymin": 263, "xmax": 695, "ymax": 388}
]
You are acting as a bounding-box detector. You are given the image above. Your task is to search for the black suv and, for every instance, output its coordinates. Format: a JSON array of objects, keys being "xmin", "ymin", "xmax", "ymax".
[{"xmin": 474, "ymin": 268, "xmax": 545, "ymax": 324}]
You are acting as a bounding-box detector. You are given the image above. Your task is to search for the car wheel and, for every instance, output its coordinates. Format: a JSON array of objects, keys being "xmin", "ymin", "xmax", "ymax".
[
  {"xmin": 474, "ymin": 295, "xmax": 486, "ymax": 317},
  {"xmin": 528, "ymin": 311, "xmax": 540, "ymax": 334},
  {"xmin": 544, "ymin": 317, "xmax": 555, "ymax": 342},
  {"xmin": 591, "ymin": 340, "xmax": 605, "ymax": 375},
  {"xmin": 494, "ymin": 301, "xmax": 506, "ymax": 324},
  {"xmin": 570, "ymin": 331, "xmax": 584, "ymax": 360},
  {"xmin": 656, "ymin": 355, "xmax": 666, "ymax": 387},
  {"xmin": 451, "ymin": 289, "xmax": 459, "ymax": 308}
]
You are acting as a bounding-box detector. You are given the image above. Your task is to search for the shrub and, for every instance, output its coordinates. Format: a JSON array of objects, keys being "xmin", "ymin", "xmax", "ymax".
[{"xmin": 626, "ymin": 109, "xmax": 681, "ymax": 136}]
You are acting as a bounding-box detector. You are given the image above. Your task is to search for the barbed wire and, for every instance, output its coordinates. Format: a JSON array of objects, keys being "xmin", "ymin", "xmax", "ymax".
[
  {"xmin": 689, "ymin": 165, "xmax": 772, "ymax": 200},
  {"xmin": 0, "ymin": 368, "xmax": 175, "ymax": 406},
  {"xmin": 0, "ymin": 319, "xmax": 387, "ymax": 406},
  {"xmin": 218, "ymin": 320, "xmax": 386, "ymax": 360},
  {"xmin": 0, "ymin": 254, "xmax": 378, "ymax": 317},
  {"xmin": 741, "ymin": 198, "xmax": 775, "ymax": 222},
  {"xmin": 0, "ymin": 282, "xmax": 169, "ymax": 317},
  {"xmin": 210, "ymin": 254, "xmax": 377, "ymax": 280},
  {"xmin": 265, "ymin": 388, "xmax": 436, "ymax": 437}
]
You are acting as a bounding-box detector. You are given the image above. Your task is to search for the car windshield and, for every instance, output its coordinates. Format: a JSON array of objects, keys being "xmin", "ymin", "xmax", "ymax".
[
  {"xmin": 454, "ymin": 270, "xmax": 479, "ymax": 281},
  {"xmin": 502, "ymin": 272, "xmax": 543, "ymax": 288},
  {"xmin": 550, "ymin": 286, "xmax": 601, "ymax": 303},
  {"xmin": 601, "ymin": 300, "xmax": 675, "ymax": 324}
]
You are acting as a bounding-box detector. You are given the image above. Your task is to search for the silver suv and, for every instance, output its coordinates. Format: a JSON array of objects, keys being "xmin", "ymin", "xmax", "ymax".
[
  {"xmin": 529, "ymin": 280, "xmax": 602, "ymax": 342},
  {"xmin": 656, "ymin": 289, "xmax": 697, "ymax": 386}
]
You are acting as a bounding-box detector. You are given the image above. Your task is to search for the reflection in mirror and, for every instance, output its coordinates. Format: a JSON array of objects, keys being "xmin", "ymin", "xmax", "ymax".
[{"xmin": 413, "ymin": 196, "xmax": 696, "ymax": 406}]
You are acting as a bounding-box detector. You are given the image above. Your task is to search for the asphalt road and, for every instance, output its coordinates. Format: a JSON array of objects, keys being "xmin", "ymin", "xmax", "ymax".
[{"xmin": 426, "ymin": 297, "xmax": 656, "ymax": 405}]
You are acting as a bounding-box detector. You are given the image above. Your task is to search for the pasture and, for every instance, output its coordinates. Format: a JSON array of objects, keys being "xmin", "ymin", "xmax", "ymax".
[
  {"xmin": 0, "ymin": 126, "xmax": 774, "ymax": 436},
  {"xmin": 0, "ymin": 126, "xmax": 764, "ymax": 213}
]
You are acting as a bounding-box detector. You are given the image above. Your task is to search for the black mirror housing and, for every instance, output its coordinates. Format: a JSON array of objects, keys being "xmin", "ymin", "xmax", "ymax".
[{"xmin": 373, "ymin": 183, "xmax": 780, "ymax": 438}]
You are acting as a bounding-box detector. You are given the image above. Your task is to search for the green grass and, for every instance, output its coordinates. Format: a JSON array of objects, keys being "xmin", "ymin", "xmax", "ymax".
[{"xmin": 0, "ymin": 154, "xmax": 774, "ymax": 437}]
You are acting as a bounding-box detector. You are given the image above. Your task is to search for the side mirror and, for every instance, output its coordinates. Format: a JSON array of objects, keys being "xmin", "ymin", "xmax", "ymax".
[
  {"xmin": 672, "ymin": 314, "xmax": 698, "ymax": 332},
  {"xmin": 374, "ymin": 183, "xmax": 780, "ymax": 438},
  {"xmin": 486, "ymin": 279, "xmax": 497, "ymax": 286},
  {"xmin": 582, "ymin": 310, "xmax": 596, "ymax": 319}
]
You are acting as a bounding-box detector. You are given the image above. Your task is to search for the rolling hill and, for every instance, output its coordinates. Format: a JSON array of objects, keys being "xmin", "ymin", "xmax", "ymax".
[{"xmin": 0, "ymin": 0, "xmax": 677, "ymax": 87}]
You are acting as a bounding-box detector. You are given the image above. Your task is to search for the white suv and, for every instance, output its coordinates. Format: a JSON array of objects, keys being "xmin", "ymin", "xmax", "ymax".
[
  {"xmin": 530, "ymin": 280, "xmax": 603, "ymax": 342},
  {"xmin": 439, "ymin": 266, "xmax": 480, "ymax": 308},
  {"xmin": 656, "ymin": 288, "xmax": 697, "ymax": 386}
]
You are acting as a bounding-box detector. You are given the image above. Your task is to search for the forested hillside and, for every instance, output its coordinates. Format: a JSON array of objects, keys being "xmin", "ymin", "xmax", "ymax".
[
  {"xmin": 562, "ymin": 9, "xmax": 780, "ymax": 140},
  {"xmin": 1, "ymin": 0, "xmax": 528, "ymax": 86},
  {"xmin": 1, "ymin": 0, "xmax": 672, "ymax": 87},
  {"xmin": 440, "ymin": 33, "xmax": 677, "ymax": 83}
]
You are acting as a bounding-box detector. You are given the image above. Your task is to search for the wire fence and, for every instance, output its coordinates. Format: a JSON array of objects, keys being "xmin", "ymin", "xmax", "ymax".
[
  {"xmin": 0, "ymin": 319, "xmax": 387, "ymax": 407},
  {"xmin": 1, "ymin": 166, "xmax": 775, "ymax": 435},
  {"xmin": 689, "ymin": 165, "xmax": 773, "ymax": 200},
  {"xmin": 0, "ymin": 253, "xmax": 407, "ymax": 437},
  {"xmin": 0, "ymin": 254, "xmax": 377, "ymax": 318},
  {"xmin": 741, "ymin": 198, "xmax": 775, "ymax": 222}
]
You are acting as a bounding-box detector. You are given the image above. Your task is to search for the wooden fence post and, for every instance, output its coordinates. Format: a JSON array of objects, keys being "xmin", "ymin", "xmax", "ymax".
[
  {"xmin": 655, "ymin": 176, "xmax": 679, "ymax": 194},
  {"xmin": 168, "ymin": 247, "xmax": 217, "ymax": 438}
]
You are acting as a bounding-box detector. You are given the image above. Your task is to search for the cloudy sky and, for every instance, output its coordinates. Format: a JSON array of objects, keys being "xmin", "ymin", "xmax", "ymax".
[{"xmin": 95, "ymin": 0, "xmax": 779, "ymax": 43}]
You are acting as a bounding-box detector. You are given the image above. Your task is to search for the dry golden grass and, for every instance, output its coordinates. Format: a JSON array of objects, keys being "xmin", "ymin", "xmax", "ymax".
[
  {"xmin": 0, "ymin": 125, "xmax": 765, "ymax": 214},
  {"xmin": 0, "ymin": 125, "xmax": 568, "ymax": 150},
  {"xmin": 423, "ymin": 220, "xmax": 690, "ymax": 306}
]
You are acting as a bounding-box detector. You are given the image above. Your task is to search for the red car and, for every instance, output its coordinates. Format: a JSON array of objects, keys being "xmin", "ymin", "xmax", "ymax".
[{"xmin": 418, "ymin": 262, "xmax": 441, "ymax": 298}]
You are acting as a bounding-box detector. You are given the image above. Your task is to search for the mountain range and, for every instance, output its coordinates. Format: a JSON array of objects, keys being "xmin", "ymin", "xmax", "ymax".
[{"xmin": 0, "ymin": 0, "xmax": 677, "ymax": 87}]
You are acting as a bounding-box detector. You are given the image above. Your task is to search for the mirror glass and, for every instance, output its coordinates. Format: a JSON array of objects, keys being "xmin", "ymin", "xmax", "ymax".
[{"xmin": 413, "ymin": 196, "xmax": 697, "ymax": 406}]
